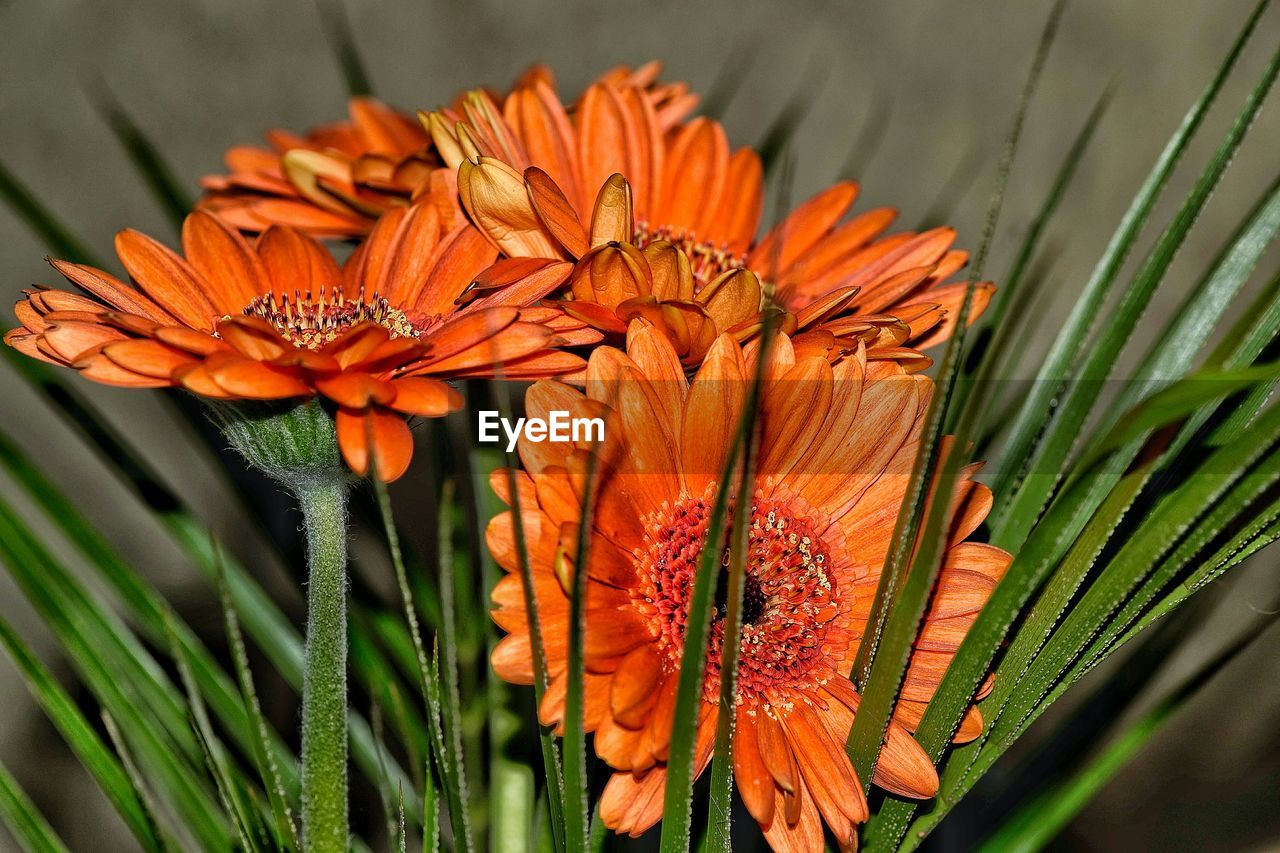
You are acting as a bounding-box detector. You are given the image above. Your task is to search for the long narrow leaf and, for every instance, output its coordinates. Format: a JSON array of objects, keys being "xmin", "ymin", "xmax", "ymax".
[
  {"xmin": 988, "ymin": 0, "xmax": 1270, "ymax": 532},
  {"xmin": 89, "ymin": 85, "xmax": 193, "ymax": 228},
  {"xmin": 0, "ymin": 617, "xmax": 158, "ymax": 850},
  {"xmin": 0, "ymin": 761, "xmax": 70, "ymax": 853},
  {"xmin": 563, "ymin": 451, "xmax": 601, "ymax": 853},
  {"xmin": 848, "ymin": 0, "xmax": 1063, "ymax": 797}
]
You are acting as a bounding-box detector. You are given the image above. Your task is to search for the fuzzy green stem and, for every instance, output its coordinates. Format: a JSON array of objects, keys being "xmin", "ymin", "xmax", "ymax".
[
  {"xmin": 297, "ymin": 480, "xmax": 350, "ymax": 852},
  {"xmin": 212, "ymin": 399, "xmax": 352, "ymax": 852}
]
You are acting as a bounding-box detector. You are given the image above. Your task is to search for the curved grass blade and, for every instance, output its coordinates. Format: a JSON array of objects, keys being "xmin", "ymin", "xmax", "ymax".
[
  {"xmin": 0, "ymin": 428, "xmax": 301, "ymax": 796},
  {"xmin": 0, "ymin": 760, "xmax": 70, "ymax": 853},
  {"xmin": 0, "ymin": 617, "xmax": 159, "ymax": 850},
  {"xmin": 0, "ymin": 355, "xmax": 418, "ymax": 817},
  {"xmin": 1097, "ymin": 172, "xmax": 1280, "ymax": 429},
  {"xmin": 217, "ymin": 562, "xmax": 300, "ymax": 850},
  {"xmin": 371, "ymin": 467, "xmax": 473, "ymax": 853},
  {"xmin": 0, "ymin": 501, "xmax": 230, "ymax": 849},
  {"xmin": 0, "ymin": 158, "xmax": 99, "ymax": 265},
  {"xmin": 971, "ymin": 83, "xmax": 1113, "ymax": 354},
  {"xmin": 316, "ymin": 0, "xmax": 373, "ymax": 96},
  {"xmin": 995, "ymin": 17, "xmax": 1280, "ymax": 551},
  {"xmin": 963, "ymin": 406, "xmax": 1280, "ymax": 811},
  {"xmin": 99, "ymin": 712, "xmax": 173, "ymax": 852},
  {"xmin": 847, "ymin": 0, "xmax": 1064, "ymax": 794},
  {"xmin": 978, "ymin": 605, "xmax": 1279, "ymax": 853},
  {"xmin": 165, "ymin": 610, "xmax": 265, "ymax": 850},
  {"xmin": 1082, "ymin": 362, "xmax": 1280, "ymax": 464},
  {"xmin": 941, "ymin": 45, "xmax": 1280, "ymax": 790},
  {"xmin": 88, "ymin": 84, "xmax": 193, "ymax": 228},
  {"xmin": 878, "ymin": 274, "xmax": 1280, "ymax": 849},
  {"xmin": 988, "ymin": 0, "xmax": 1272, "ymax": 534}
]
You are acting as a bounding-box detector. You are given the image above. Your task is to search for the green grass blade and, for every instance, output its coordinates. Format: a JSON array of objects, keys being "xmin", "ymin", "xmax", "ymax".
[
  {"xmin": 970, "ymin": 405, "xmax": 1280, "ymax": 801},
  {"xmin": 0, "ymin": 616, "xmax": 158, "ymax": 850},
  {"xmin": 979, "ymin": 608, "xmax": 1279, "ymax": 853},
  {"xmin": 0, "ymin": 502, "xmax": 231, "ymax": 849},
  {"xmin": 492, "ymin": 380, "xmax": 566, "ymax": 853},
  {"xmin": 564, "ymin": 451, "xmax": 601, "ymax": 853},
  {"xmin": 705, "ymin": 332, "xmax": 769, "ymax": 852},
  {"xmin": 994, "ymin": 23, "xmax": 1280, "ymax": 551},
  {"xmin": 0, "ymin": 760, "xmax": 71, "ymax": 853},
  {"xmin": 0, "ymin": 427, "xmax": 301, "ymax": 797},
  {"xmin": 99, "ymin": 712, "xmax": 173, "ymax": 852},
  {"xmin": 217, "ymin": 562, "xmax": 300, "ymax": 850},
  {"xmin": 1081, "ymin": 363, "xmax": 1280, "ymax": 464},
  {"xmin": 848, "ymin": 0, "xmax": 1062, "ymax": 797},
  {"xmin": 1098, "ymin": 173, "xmax": 1280, "ymax": 427},
  {"xmin": 877, "ymin": 319, "xmax": 1280, "ymax": 849},
  {"xmin": 988, "ymin": 0, "xmax": 1271, "ymax": 530},
  {"xmin": 371, "ymin": 470, "xmax": 472, "ymax": 853},
  {"xmin": 89, "ymin": 85, "xmax": 194, "ymax": 228},
  {"xmin": 316, "ymin": 0, "xmax": 373, "ymax": 96},
  {"xmin": 659, "ymin": 332, "xmax": 770, "ymax": 853},
  {"xmin": 968, "ymin": 83, "xmax": 1113, "ymax": 361},
  {"xmin": 433, "ymin": 483, "xmax": 475, "ymax": 851},
  {"xmin": 657, "ymin": 436, "xmax": 737, "ymax": 853},
  {"xmin": 0, "ymin": 158, "xmax": 100, "ymax": 264},
  {"xmin": 0, "ymin": 363, "xmax": 418, "ymax": 818},
  {"xmin": 1075, "ymin": 441, "xmax": 1280, "ymax": 680},
  {"xmin": 166, "ymin": 611, "xmax": 264, "ymax": 851}
]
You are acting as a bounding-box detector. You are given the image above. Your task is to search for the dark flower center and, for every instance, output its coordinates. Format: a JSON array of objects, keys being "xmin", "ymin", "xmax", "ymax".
[{"xmin": 634, "ymin": 490, "xmax": 841, "ymax": 706}]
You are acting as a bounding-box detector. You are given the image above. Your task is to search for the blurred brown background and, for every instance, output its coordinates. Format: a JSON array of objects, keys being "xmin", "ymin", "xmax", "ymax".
[{"xmin": 1, "ymin": 0, "xmax": 1278, "ymax": 850}]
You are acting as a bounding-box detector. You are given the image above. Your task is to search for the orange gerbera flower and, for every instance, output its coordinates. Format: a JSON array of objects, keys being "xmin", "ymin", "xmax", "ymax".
[
  {"xmin": 199, "ymin": 95, "xmax": 443, "ymax": 239},
  {"xmin": 5, "ymin": 209, "xmax": 590, "ymax": 481},
  {"xmin": 433, "ymin": 93, "xmax": 990, "ymax": 369},
  {"xmin": 200, "ymin": 62, "xmax": 694, "ymax": 240},
  {"xmin": 486, "ymin": 322, "xmax": 1010, "ymax": 850}
]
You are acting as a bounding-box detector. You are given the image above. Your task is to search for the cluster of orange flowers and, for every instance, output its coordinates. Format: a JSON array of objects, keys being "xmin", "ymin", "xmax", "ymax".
[{"xmin": 5, "ymin": 62, "xmax": 1008, "ymax": 852}]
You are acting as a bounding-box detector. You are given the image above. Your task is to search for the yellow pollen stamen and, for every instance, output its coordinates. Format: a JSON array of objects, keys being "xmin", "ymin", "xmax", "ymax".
[
  {"xmin": 237, "ymin": 286, "xmax": 421, "ymax": 348},
  {"xmin": 633, "ymin": 220, "xmax": 745, "ymax": 285}
]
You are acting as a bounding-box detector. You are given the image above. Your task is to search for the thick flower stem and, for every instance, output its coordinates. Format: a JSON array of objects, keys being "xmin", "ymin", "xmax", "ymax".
[
  {"xmin": 211, "ymin": 399, "xmax": 353, "ymax": 850},
  {"xmin": 296, "ymin": 479, "xmax": 350, "ymax": 852}
]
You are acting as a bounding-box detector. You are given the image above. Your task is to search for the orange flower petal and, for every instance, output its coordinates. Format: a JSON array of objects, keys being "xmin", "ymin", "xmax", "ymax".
[
  {"xmin": 336, "ymin": 406, "xmax": 415, "ymax": 481},
  {"xmin": 525, "ymin": 167, "xmax": 590, "ymax": 257},
  {"xmin": 101, "ymin": 338, "xmax": 195, "ymax": 379},
  {"xmin": 387, "ymin": 376, "xmax": 462, "ymax": 417},
  {"xmin": 115, "ymin": 229, "xmax": 218, "ymax": 329},
  {"xmin": 315, "ymin": 371, "xmax": 397, "ymax": 407},
  {"xmin": 207, "ymin": 356, "xmax": 311, "ymax": 398},
  {"xmin": 256, "ymin": 226, "xmax": 343, "ymax": 295},
  {"xmin": 182, "ymin": 210, "xmax": 269, "ymax": 309}
]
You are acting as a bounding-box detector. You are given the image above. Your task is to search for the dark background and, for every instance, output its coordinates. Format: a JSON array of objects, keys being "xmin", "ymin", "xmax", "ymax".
[{"xmin": 1, "ymin": 1, "xmax": 1278, "ymax": 850}]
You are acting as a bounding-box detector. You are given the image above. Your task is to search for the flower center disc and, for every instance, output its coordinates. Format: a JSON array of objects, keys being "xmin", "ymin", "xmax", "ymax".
[
  {"xmin": 633, "ymin": 491, "xmax": 842, "ymax": 707},
  {"xmin": 634, "ymin": 221, "xmax": 745, "ymax": 287},
  {"xmin": 241, "ymin": 287, "xmax": 419, "ymax": 348}
]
